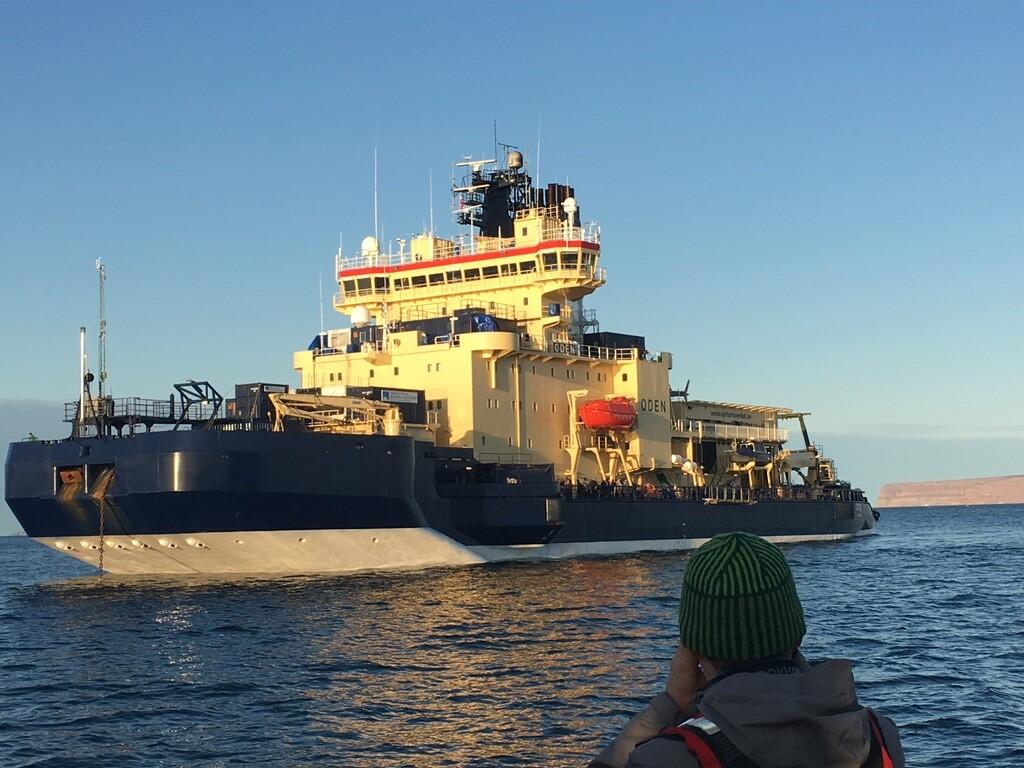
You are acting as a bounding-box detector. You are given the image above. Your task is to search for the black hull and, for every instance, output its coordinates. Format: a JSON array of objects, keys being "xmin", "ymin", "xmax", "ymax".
[
  {"xmin": 5, "ymin": 431, "xmax": 876, "ymax": 573},
  {"xmin": 555, "ymin": 498, "xmax": 873, "ymax": 542}
]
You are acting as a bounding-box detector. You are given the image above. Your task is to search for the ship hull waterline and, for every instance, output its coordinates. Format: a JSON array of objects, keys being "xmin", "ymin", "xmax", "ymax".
[{"xmin": 19, "ymin": 493, "xmax": 877, "ymax": 575}]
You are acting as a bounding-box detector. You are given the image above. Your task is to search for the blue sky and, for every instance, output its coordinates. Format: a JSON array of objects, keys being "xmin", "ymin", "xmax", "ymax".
[{"xmin": 2, "ymin": 2, "xmax": 1022, "ymax": 530}]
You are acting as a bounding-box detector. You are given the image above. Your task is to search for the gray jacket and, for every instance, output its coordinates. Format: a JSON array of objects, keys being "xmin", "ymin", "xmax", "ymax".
[{"xmin": 590, "ymin": 657, "xmax": 905, "ymax": 768}]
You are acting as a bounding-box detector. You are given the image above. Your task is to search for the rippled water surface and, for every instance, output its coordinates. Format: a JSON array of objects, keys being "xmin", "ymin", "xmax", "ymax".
[{"xmin": 2, "ymin": 506, "xmax": 1022, "ymax": 767}]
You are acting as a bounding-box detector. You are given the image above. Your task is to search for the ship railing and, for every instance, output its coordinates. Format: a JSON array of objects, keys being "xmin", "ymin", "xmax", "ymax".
[
  {"xmin": 560, "ymin": 483, "xmax": 866, "ymax": 504},
  {"xmin": 209, "ymin": 420, "xmax": 276, "ymax": 433},
  {"xmin": 673, "ymin": 420, "xmax": 789, "ymax": 443},
  {"xmin": 545, "ymin": 340, "xmax": 634, "ymax": 360},
  {"xmin": 431, "ymin": 334, "xmax": 461, "ymax": 347},
  {"xmin": 334, "ymin": 221, "xmax": 601, "ymax": 272},
  {"xmin": 542, "ymin": 340, "xmax": 664, "ymax": 363},
  {"xmin": 63, "ymin": 397, "xmax": 188, "ymax": 423}
]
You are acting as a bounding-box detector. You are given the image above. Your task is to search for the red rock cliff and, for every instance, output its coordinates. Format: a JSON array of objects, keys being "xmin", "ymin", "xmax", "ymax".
[{"xmin": 876, "ymin": 475, "xmax": 1024, "ymax": 508}]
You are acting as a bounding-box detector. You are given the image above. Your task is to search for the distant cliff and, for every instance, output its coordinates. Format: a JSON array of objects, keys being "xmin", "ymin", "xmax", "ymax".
[{"xmin": 876, "ymin": 475, "xmax": 1024, "ymax": 508}]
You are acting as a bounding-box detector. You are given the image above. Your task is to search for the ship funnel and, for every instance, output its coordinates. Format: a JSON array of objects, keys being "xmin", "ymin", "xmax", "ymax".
[{"xmin": 507, "ymin": 150, "xmax": 523, "ymax": 170}]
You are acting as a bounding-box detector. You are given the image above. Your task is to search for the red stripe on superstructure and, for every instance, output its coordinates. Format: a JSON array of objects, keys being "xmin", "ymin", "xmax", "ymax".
[{"xmin": 337, "ymin": 239, "xmax": 600, "ymax": 279}]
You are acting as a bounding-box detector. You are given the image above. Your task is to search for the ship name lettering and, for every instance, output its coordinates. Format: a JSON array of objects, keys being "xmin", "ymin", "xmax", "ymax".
[{"xmin": 639, "ymin": 398, "xmax": 667, "ymax": 413}]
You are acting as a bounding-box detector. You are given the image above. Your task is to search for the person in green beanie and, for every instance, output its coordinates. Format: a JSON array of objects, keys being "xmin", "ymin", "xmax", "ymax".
[{"xmin": 589, "ymin": 532, "xmax": 904, "ymax": 768}]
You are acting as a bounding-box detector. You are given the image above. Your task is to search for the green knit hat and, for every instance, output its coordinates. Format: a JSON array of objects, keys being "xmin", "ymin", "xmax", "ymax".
[{"xmin": 678, "ymin": 532, "xmax": 806, "ymax": 662}]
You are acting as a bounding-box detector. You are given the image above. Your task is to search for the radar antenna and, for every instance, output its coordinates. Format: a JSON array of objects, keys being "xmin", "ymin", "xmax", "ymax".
[{"xmin": 96, "ymin": 258, "xmax": 108, "ymax": 399}]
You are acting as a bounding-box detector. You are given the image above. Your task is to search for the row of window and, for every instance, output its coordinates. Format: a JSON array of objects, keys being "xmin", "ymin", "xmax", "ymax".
[
  {"xmin": 528, "ymin": 365, "xmax": 611, "ymax": 383},
  {"xmin": 328, "ymin": 364, "xmax": 622, "ymax": 385},
  {"xmin": 486, "ymin": 400, "xmax": 574, "ymax": 414},
  {"xmin": 341, "ymin": 251, "xmax": 597, "ymax": 297},
  {"xmin": 479, "ymin": 436, "xmax": 536, "ymax": 448}
]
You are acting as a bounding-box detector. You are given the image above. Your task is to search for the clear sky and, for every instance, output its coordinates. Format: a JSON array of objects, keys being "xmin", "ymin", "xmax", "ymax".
[{"xmin": 2, "ymin": 2, "xmax": 1022, "ymax": 531}]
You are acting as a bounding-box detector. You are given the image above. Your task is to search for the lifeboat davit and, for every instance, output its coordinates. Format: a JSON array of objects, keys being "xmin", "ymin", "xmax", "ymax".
[{"xmin": 578, "ymin": 397, "xmax": 638, "ymax": 431}]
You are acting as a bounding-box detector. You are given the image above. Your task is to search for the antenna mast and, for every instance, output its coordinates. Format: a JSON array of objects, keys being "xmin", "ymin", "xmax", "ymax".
[
  {"xmin": 319, "ymin": 271, "xmax": 325, "ymax": 343},
  {"xmin": 373, "ymin": 146, "xmax": 379, "ymax": 245},
  {"xmin": 95, "ymin": 258, "xmax": 107, "ymax": 398},
  {"xmin": 429, "ymin": 169, "xmax": 434, "ymax": 236}
]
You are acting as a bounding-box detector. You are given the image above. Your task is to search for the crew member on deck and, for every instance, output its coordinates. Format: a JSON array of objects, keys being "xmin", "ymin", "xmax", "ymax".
[{"xmin": 589, "ymin": 532, "xmax": 905, "ymax": 768}]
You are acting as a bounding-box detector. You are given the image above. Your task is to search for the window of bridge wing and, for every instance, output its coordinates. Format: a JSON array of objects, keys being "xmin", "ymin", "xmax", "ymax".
[
  {"xmin": 429, "ymin": 273, "xmax": 444, "ymax": 286},
  {"xmin": 343, "ymin": 280, "xmax": 356, "ymax": 297},
  {"xmin": 465, "ymin": 268, "xmax": 481, "ymax": 281},
  {"xmin": 357, "ymin": 277, "xmax": 371, "ymax": 295},
  {"xmin": 542, "ymin": 252, "xmax": 558, "ymax": 271},
  {"xmin": 411, "ymin": 274, "xmax": 427, "ymax": 288},
  {"xmin": 500, "ymin": 263, "xmax": 518, "ymax": 277},
  {"xmin": 519, "ymin": 260, "xmax": 537, "ymax": 274},
  {"xmin": 374, "ymin": 277, "xmax": 388, "ymax": 293},
  {"xmin": 446, "ymin": 270, "xmax": 462, "ymax": 283},
  {"xmin": 560, "ymin": 251, "xmax": 578, "ymax": 271},
  {"xmin": 482, "ymin": 265, "xmax": 499, "ymax": 279}
]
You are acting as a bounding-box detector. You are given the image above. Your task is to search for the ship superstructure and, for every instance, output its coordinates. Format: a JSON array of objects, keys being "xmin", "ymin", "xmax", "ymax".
[{"xmin": 294, "ymin": 151, "xmax": 851, "ymax": 501}]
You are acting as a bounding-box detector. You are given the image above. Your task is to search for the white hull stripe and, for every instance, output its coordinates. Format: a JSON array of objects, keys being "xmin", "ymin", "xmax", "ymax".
[{"xmin": 38, "ymin": 526, "xmax": 876, "ymax": 576}]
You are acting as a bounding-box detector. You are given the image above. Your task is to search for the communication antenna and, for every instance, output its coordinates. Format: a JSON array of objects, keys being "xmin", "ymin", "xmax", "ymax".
[
  {"xmin": 536, "ymin": 115, "xmax": 542, "ymax": 201},
  {"xmin": 319, "ymin": 271, "xmax": 326, "ymax": 347},
  {"xmin": 429, "ymin": 168, "xmax": 434, "ymax": 236},
  {"xmin": 79, "ymin": 326, "xmax": 86, "ymax": 431},
  {"xmin": 373, "ymin": 146, "xmax": 380, "ymax": 245},
  {"xmin": 95, "ymin": 258, "xmax": 107, "ymax": 398}
]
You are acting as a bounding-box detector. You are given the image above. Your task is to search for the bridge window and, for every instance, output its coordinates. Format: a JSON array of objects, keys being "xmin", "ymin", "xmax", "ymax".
[
  {"xmin": 343, "ymin": 280, "xmax": 356, "ymax": 296},
  {"xmin": 542, "ymin": 253, "xmax": 558, "ymax": 271},
  {"xmin": 560, "ymin": 252, "xmax": 578, "ymax": 270},
  {"xmin": 465, "ymin": 268, "xmax": 481, "ymax": 281},
  {"xmin": 374, "ymin": 277, "xmax": 388, "ymax": 292},
  {"xmin": 446, "ymin": 270, "xmax": 462, "ymax": 283},
  {"xmin": 429, "ymin": 273, "xmax": 444, "ymax": 285},
  {"xmin": 357, "ymin": 278, "xmax": 371, "ymax": 294},
  {"xmin": 482, "ymin": 265, "xmax": 499, "ymax": 278},
  {"xmin": 411, "ymin": 275, "xmax": 427, "ymax": 288},
  {"xmin": 520, "ymin": 260, "xmax": 536, "ymax": 273}
]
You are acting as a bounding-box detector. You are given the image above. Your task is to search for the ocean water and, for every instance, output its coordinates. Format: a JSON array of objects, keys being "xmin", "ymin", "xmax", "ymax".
[{"xmin": 1, "ymin": 506, "xmax": 1022, "ymax": 767}]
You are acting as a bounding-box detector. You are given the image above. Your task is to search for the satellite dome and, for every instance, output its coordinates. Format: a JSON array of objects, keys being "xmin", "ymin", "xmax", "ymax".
[
  {"xmin": 351, "ymin": 306, "xmax": 371, "ymax": 326},
  {"xmin": 562, "ymin": 196, "xmax": 578, "ymax": 215},
  {"xmin": 360, "ymin": 236, "xmax": 380, "ymax": 258},
  {"xmin": 507, "ymin": 150, "xmax": 523, "ymax": 169}
]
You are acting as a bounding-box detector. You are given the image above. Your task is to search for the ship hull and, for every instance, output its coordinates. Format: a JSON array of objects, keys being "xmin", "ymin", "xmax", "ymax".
[{"xmin": 6, "ymin": 432, "xmax": 876, "ymax": 575}]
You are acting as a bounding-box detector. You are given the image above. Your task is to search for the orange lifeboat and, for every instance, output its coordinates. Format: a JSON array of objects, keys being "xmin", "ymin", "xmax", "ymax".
[{"xmin": 578, "ymin": 397, "xmax": 637, "ymax": 431}]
